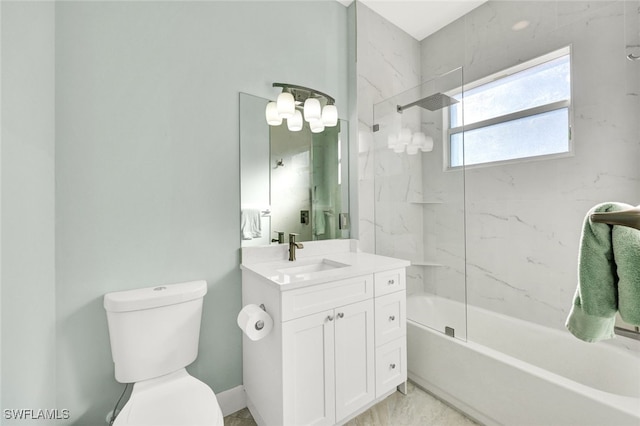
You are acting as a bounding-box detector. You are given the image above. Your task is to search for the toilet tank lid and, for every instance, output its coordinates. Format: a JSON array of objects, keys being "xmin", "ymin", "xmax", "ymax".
[{"xmin": 104, "ymin": 280, "xmax": 207, "ymax": 313}]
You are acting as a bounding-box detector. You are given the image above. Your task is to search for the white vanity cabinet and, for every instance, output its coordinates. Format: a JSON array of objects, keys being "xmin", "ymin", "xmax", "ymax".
[
  {"xmin": 240, "ymin": 243, "xmax": 409, "ymax": 426},
  {"xmin": 282, "ymin": 297, "xmax": 374, "ymax": 425}
]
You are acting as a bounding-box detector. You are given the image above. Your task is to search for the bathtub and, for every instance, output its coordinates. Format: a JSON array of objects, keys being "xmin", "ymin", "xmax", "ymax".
[{"xmin": 407, "ymin": 293, "xmax": 640, "ymax": 426}]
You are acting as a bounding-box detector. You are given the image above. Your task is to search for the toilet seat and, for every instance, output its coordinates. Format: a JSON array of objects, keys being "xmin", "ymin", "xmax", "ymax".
[{"xmin": 113, "ymin": 368, "xmax": 224, "ymax": 426}]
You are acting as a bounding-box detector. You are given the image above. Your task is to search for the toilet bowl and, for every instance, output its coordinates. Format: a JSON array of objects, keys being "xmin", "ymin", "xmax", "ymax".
[
  {"xmin": 113, "ymin": 369, "xmax": 223, "ymax": 426},
  {"xmin": 104, "ymin": 280, "xmax": 223, "ymax": 426}
]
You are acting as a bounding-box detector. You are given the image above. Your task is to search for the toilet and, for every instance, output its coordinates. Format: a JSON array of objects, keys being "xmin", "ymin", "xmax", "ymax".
[{"xmin": 104, "ymin": 280, "xmax": 224, "ymax": 426}]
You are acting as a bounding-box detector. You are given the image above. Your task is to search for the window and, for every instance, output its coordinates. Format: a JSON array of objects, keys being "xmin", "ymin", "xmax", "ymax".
[{"xmin": 447, "ymin": 46, "xmax": 572, "ymax": 168}]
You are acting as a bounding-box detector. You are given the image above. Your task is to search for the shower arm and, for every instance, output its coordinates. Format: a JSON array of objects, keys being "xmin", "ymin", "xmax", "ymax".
[{"xmin": 590, "ymin": 206, "xmax": 640, "ymax": 230}]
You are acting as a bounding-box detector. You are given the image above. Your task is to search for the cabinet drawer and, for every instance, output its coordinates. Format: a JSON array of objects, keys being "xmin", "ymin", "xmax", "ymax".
[
  {"xmin": 375, "ymin": 337, "xmax": 407, "ymax": 398},
  {"xmin": 282, "ymin": 275, "xmax": 373, "ymax": 321},
  {"xmin": 374, "ymin": 269, "xmax": 405, "ymax": 297},
  {"xmin": 374, "ymin": 292, "xmax": 406, "ymax": 347}
]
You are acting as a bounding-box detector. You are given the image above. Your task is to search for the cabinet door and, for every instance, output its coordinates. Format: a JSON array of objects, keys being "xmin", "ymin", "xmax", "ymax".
[
  {"xmin": 334, "ymin": 299, "xmax": 375, "ymax": 422},
  {"xmin": 375, "ymin": 337, "xmax": 407, "ymax": 398},
  {"xmin": 375, "ymin": 291, "xmax": 406, "ymax": 346},
  {"xmin": 282, "ymin": 310, "xmax": 335, "ymax": 426}
]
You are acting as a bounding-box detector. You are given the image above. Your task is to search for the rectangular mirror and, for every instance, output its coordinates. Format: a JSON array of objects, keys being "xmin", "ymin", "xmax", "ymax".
[{"xmin": 240, "ymin": 92, "xmax": 350, "ymax": 247}]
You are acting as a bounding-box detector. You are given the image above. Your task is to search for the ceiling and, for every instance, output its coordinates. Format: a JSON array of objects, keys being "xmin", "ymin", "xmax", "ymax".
[{"xmin": 340, "ymin": 0, "xmax": 487, "ymax": 41}]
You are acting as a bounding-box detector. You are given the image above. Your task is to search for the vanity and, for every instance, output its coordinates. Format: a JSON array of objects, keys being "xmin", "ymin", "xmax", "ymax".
[{"xmin": 240, "ymin": 239, "xmax": 410, "ymax": 426}]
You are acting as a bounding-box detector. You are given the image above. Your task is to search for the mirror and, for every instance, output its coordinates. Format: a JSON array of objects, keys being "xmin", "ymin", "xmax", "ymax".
[{"xmin": 240, "ymin": 92, "xmax": 350, "ymax": 247}]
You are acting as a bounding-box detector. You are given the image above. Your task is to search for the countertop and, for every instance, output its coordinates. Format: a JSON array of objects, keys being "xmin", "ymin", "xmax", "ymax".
[{"xmin": 241, "ymin": 247, "xmax": 410, "ymax": 291}]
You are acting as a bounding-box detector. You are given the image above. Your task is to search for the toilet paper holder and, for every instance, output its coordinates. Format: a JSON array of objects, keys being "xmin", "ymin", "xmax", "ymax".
[{"xmin": 255, "ymin": 304, "xmax": 267, "ymax": 330}]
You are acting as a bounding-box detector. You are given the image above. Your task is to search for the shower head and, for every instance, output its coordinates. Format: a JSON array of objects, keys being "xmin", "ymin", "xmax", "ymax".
[{"xmin": 397, "ymin": 92, "xmax": 459, "ymax": 113}]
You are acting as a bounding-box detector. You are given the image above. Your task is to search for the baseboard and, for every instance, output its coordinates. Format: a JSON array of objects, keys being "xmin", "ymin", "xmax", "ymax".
[{"xmin": 216, "ymin": 385, "xmax": 246, "ymax": 417}]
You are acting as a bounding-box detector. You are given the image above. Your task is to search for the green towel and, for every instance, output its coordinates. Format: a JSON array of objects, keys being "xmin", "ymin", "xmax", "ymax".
[{"xmin": 566, "ymin": 202, "xmax": 640, "ymax": 342}]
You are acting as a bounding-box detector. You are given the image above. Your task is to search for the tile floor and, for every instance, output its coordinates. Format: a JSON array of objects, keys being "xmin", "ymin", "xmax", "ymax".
[{"xmin": 223, "ymin": 381, "xmax": 479, "ymax": 426}]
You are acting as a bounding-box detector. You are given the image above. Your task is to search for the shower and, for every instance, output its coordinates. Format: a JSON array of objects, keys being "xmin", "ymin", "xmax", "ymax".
[{"xmin": 396, "ymin": 92, "xmax": 459, "ymax": 113}]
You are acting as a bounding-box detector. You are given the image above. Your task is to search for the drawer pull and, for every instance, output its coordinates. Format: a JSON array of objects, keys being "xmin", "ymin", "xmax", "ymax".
[
  {"xmin": 337, "ymin": 312, "xmax": 344, "ymax": 319},
  {"xmin": 389, "ymin": 315, "xmax": 395, "ymax": 321},
  {"xmin": 326, "ymin": 315, "xmax": 334, "ymax": 322},
  {"xmin": 388, "ymin": 279, "xmax": 395, "ymax": 285},
  {"xmin": 390, "ymin": 363, "xmax": 396, "ymax": 370}
]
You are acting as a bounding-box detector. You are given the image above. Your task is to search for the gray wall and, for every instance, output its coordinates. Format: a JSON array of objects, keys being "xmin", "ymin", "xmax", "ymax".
[
  {"xmin": 1, "ymin": 1, "xmax": 56, "ymax": 422},
  {"xmin": 2, "ymin": 1, "xmax": 351, "ymax": 425}
]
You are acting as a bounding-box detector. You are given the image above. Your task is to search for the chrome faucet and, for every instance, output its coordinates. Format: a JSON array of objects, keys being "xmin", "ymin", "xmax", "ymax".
[{"xmin": 288, "ymin": 233, "xmax": 304, "ymax": 261}]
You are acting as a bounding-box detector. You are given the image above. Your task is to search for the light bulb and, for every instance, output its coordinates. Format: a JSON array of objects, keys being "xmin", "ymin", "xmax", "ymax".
[
  {"xmin": 276, "ymin": 92, "xmax": 295, "ymax": 119},
  {"xmin": 321, "ymin": 104, "xmax": 338, "ymax": 127},
  {"xmin": 406, "ymin": 145, "xmax": 419, "ymax": 155},
  {"xmin": 393, "ymin": 144, "xmax": 405, "ymax": 153},
  {"xmin": 310, "ymin": 120, "xmax": 325, "ymax": 133},
  {"xmin": 265, "ymin": 102, "xmax": 282, "ymax": 126},
  {"xmin": 287, "ymin": 110, "xmax": 303, "ymax": 132},
  {"xmin": 303, "ymin": 98, "xmax": 322, "ymax": 122}
]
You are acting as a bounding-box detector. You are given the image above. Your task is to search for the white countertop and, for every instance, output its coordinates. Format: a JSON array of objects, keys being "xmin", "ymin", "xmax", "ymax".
[{"xmin": 241, "ymin": 240, "xmax": 410, "ymax": 290}]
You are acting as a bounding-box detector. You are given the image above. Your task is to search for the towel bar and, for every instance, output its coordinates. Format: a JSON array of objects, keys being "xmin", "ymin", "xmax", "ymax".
[
  {"xmin": 590, "ymin": 206, "xmax": 640, "ymax": 230},
  {"xmin": 614, "ymin": 326, "xmax": 640, "ymax": 341}
]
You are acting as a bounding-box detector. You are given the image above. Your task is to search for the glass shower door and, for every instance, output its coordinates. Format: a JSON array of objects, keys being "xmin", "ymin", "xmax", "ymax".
[{"xmin": 373, "ymin": 68, "xmax": 467, "ymax": 340}]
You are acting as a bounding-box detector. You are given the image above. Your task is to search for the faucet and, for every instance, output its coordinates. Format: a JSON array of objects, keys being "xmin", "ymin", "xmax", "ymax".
[
  {"xmin": 288, "ymin": 233, "xmax": 304, "ymax": 261},
  {"xmin": 272, "ymin": 231, "xmax": 285, "ymax": 244}
]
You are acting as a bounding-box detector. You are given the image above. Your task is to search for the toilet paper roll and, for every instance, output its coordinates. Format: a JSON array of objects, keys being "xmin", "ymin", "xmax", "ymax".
[{"xmin": 237, "ymin": 304, "xmax": 273, "ymax": 341}]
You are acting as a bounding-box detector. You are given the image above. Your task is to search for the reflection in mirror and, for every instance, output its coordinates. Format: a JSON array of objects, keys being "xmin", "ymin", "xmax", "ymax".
[{"xmin": 240, "ymin": 93, "xmax": 349, "ymax": 247}]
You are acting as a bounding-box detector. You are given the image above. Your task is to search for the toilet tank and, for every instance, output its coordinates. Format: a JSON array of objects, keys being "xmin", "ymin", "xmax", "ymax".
[{"xmin": 104, "ymin": 280, "xmax": 207, "ymax": 383}]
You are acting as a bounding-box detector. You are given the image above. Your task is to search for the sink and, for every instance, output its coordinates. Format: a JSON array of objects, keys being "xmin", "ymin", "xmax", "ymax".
[{"xmin": 277, "ymin": 258, "xmax": 349, "ymax": 275}]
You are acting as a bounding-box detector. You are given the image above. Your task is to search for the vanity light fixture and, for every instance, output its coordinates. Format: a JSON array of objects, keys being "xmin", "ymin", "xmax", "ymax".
[
  {"xmin": 388, "ymin": 128, "xmax": 434, "ymax": 155},
  {"xmin": 266, "ymin": 83, "xmax": 338, "ymax": 132}
]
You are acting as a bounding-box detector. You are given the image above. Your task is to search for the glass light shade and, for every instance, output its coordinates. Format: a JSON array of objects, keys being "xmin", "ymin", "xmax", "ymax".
[
  {"xmin": 421, "ymin": 135, "xmax": 434, "ymax": 152},
  {"xmin": 276, "ymin": 92, "xmax": 295, "ymax": 119},
  {"xmin": 303, "ymin": 98, "xmax": 322, "ymax": 122},
  {"xmin": 412, "ymin": 132, "xmax": 426, "ymax": 146},
  {"xmin": 387, "ymin": 134, "xmax": 399, "ymax": 149},
  {"xmin": 265, "ymin": 102, "xmax": 282, "ymax": 126},
  {"xmin": 310, "ymin": 119, "xmax": 325, "ymax": 133},
  {"xmin": 399, "ymin": 128, "xmax": 412, "ymax": 145},
  {"xmin": 287, "ymin": 110, "xmax": 303, "ymax": 132},
  {"xmin": 321, "ymin": 105, "xmax": 338, "ymax": 127},
  {"xmin": 392, "ymin": 143, "xmax": 405, "ymax": 153},
  {"xmin": 406, "ymin": 145, "xmax": 419, "ymax": 155}
]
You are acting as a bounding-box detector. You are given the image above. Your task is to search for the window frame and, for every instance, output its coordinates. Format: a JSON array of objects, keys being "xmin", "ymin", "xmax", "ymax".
[{"xmin": 445, "ymin": 46, "xmax": 573, "ymax": 170}]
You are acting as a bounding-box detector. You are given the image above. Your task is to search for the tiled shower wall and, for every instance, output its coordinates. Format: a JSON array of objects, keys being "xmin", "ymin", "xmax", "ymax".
[
  {"xmin": 358, "ymin": 1, "xmax": 640, "ymax": 339},
  {"xmin": 422, "ymin": 1, "xmax": 640, "ymax": 333},
  {"xmin": 355, "ymin": 2, "xmax": 424, "ymax": 295}
]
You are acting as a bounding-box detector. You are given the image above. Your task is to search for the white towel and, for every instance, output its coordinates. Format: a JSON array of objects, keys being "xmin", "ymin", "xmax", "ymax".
[{"xmin": 241, "ymin": 209, "xmax": 262, "ymax": 240}]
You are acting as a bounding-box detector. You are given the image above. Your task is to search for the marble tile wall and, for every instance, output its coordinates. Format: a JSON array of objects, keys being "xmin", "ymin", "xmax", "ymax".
[
  {"xmin": 359, "ymin": 1, "xmax": 639, "ymax": 344},
  {"xmin": 420, "ymin": 1, "xmax": 640, "ymax": 335},
  {"xmin": 355, "ymin": 2, "xmax": 424, "ymax": 294}
]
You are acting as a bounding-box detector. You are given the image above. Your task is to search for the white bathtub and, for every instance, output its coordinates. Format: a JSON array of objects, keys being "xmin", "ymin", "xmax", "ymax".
[{"xmin": 407, "ymin": 293, "xmax": 640, "ymax": 426}]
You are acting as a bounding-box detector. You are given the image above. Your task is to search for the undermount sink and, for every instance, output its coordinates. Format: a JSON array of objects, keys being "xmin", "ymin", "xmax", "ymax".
[{"xmin": 277, "ymin": 258, "xmax": 349, "ymax": 275}]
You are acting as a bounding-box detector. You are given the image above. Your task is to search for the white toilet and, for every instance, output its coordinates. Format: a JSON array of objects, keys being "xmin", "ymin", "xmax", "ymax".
[{"xmin": 104, "ymin": 280, "xmax": 224, "ymax": 426}]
